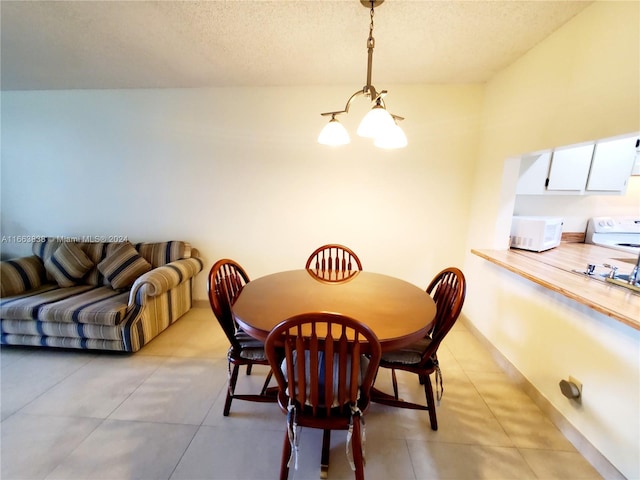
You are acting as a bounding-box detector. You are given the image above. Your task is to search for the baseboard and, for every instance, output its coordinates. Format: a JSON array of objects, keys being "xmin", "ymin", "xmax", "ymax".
[
  {"xmin": 461, "ymin": 317, "xmax": 626, "ymax": 480},
  {"xmin": 193, "ymin": 299, "xmax": 209, "ymax": 309}
]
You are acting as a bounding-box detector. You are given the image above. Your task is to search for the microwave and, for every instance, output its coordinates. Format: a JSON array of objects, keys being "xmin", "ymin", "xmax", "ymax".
[{"xmin": 510, "ymin": 216, "xmax": 563, "ymax": 252}]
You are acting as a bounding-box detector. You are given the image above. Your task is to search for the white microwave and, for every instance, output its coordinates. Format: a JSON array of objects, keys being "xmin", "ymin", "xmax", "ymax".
[{"xmin": 510, "ymin": 216, "xmax": 563, "ymax": 252}]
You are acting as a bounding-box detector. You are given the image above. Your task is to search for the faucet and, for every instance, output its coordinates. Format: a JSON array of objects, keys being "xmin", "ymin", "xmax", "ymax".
[
  {"xmin": 603, "ymin": 264, "xmax": 618, "ymax": 279},
  {"xmin": 629, "ymin": 251, "xmax": 640, "ymax": 285}
]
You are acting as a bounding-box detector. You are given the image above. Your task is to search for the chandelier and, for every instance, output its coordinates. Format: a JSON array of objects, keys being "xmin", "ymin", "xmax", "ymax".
[{"xmin": 318, "ymin": 0, "xmax": 407, "ymax": 149}]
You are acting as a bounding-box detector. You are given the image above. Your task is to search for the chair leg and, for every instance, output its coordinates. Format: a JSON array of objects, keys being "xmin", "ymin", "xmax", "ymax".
[
  {"xmin": 224, "ymin": 363, "xmax": 240, "ymax": 416},
  {"xmin": 351, "ymin": 417, "xmax": 365, "ymax": 480},
  {"xmin": 321, "ymin": 429, "xmax": 331, "ymax": 479},
  {"xmin": 391, "ymin": 368, "xmax": 399, "ymax": 400},
  {"xmin": 280, "ymin": 430, "xmax": 291, "ymax": 480},
  {"xmin": 260, "ymin": 369, "xmax": 273, "ymax": 396},
  {"xmin": 423, "ymin": 374, "xmax": 438, "ymax": 431},
  {"xmin": 246, "ymin": 364, "xmax": 253, "ymax": 375}
]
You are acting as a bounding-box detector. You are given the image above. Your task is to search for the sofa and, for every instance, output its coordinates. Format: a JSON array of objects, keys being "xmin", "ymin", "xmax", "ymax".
[{"xmin": 0, "ymin": 238, "xmax": 203, "ymax": 352}]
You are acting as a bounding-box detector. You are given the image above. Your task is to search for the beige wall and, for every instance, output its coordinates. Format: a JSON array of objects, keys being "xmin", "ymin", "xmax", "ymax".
[
  {"xmin": 0, "ymin": 84, "xmax": 483, "ymax": 298},
  {"xmin": 464, "ymin": 2, "xmax": 640, "ymax": 478}
]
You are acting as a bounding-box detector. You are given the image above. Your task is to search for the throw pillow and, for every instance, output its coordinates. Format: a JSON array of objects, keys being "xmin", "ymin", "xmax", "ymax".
[
  {"xmin": 44, "ymin": 242, "xmax": 94, "ymax": 287},
  {"xmin": 98, "ymin": 242, "xmax": 152, "ymax": 290}
]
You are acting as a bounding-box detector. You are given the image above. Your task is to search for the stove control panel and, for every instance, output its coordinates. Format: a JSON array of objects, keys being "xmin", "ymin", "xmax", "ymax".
[{"xmin": 587, "ymin": 217, "xmax": 640, "ymax": 234}]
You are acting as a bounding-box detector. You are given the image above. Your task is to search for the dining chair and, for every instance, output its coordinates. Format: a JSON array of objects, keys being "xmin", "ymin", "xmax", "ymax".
[
  {"xmin": 305, "ymin": 244, "xmax": 363, "ymax": 272},
  {"xmin": 207, "ymin": 258, "xmax": 274, "ymax": 416},
  {"xmin": 374, "ymin": 267, "xmax": 466, "ymax": 431},
  {"xmin": 265, "ymin": 312, "xmax": 382, "ymax": 480}
]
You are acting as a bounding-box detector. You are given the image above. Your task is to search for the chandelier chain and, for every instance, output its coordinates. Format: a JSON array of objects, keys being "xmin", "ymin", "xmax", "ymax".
[{"xmin": 367, "ymin": 3, "xmax": 375, "ymax": 49}]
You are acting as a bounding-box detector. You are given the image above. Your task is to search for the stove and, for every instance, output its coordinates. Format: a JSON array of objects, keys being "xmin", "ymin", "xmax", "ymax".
[{"xmin": 585, "ymin": 216, "xmax": 640, "ymax": 254}]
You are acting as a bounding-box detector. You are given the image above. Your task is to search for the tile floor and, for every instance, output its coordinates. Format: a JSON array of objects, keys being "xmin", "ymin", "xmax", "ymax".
[{"xmin": 1, "ymin": 308, "xmax": 603, "ymax": 480}]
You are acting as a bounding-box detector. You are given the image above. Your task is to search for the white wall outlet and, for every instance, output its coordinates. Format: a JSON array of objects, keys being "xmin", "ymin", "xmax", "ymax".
[{"xmin": 569, "ymin": 376, "xmax": 583, "ymax": 397}]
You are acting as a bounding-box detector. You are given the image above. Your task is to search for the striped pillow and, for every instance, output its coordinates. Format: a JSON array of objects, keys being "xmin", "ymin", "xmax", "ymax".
[
  {"xmin": 44, "ymin": 242, "xmax": 94, "ymax": 287},
  {"xmin": 0, "ymin": 256, "xmax": 47, "ymax": 297},
  {"xmin": 98, "ymin": 242, "xmax": 152, "ymax": 290}
]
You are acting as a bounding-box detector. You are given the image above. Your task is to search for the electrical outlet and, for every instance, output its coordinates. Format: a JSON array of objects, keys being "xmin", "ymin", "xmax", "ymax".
[{"xmin": 569, "ymin": 376, "xmax": 582, "ymax": 397}]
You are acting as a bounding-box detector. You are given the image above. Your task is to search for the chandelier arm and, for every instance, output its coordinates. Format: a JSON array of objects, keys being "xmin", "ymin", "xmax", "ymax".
[{"xmin": 320, "ymin": 89, "xmax": 367, "ymax": 116}]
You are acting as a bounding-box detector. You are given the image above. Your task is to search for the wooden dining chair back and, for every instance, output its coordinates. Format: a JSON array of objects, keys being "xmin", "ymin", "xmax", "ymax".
[
  {"xmin": 376, "ymin": 267, "xmax": 466, "ymax": 431},
  {"xmin": 265, "ymin": 312, "xmax": 382, "ymax": 480},
  {"xmin": 305, "ymin": 244, "xmax": 363, "ymax": 272},
  {"xmin": 423, "ymin": 267, "xmax": 466, "ymax": 359},
  {"xmin": 207, "ymin": 259, "xmax": 274, "ymax": 416}
]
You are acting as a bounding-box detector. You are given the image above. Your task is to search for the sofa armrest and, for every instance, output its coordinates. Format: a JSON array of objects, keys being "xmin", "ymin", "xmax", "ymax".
[
  {"xmin": 0, "ymin": 255, "xmax": 47, "ymax": 297},
  {"xmin": 129, "ymin": 257, "xmax": 204, "ymax": 305}
]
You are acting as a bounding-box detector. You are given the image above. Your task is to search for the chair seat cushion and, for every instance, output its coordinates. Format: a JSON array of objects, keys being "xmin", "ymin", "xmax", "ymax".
[
  {"xmin": 235, "ymin": 330, "xmax": 267, "ymax": 361},
  {"xmin": 380, "ymin": 336, "xmax": 433, "ymax": 365},
  {"xmin": 283, "ymin": 351, "xmax": 369, "ymax": 408}
]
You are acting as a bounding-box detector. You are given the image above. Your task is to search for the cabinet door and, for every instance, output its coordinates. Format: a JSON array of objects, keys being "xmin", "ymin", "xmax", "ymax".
[
  {"xmin": 516, "ymin": 152, "xmax": 551, "ymax": 194},
  {"xmin": 586, "ymin": 136, "xmax": 638, "ymax": 192},
  {"xmin": 547, "ymin": 144, "xmax": 594, "ymax": 191}
]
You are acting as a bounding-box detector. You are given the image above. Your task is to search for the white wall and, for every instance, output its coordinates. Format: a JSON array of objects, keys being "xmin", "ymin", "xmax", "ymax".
[
  {"xmin": 464, "ymin": 2, "xmax": 640, "ymax": 478},
  {"xmin": 0, "ymin": 84, "xmax": 483, "ymax": 299},
  {"xmin": 514, "ymin": 176, "xmax": 640, "ymax": 233}
]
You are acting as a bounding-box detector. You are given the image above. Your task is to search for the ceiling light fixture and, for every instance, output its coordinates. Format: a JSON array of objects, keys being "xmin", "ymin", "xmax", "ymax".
[{"xmin": 318, "ymin": 0, "xmax": 407, "ymax": 149}]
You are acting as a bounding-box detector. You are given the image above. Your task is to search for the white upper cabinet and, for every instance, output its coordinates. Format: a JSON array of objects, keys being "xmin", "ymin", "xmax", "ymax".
[
  {"xmin": 515, "ymin": 152, "xmax": 551, "ymax": 195},
  {"xmin": 546, "ymin": 143, "xmax": 594, "ymax": 192},
  {"xmin": 515, "ymin": 132, "xmax": 639, "ymax": 195},
  {"xmin": 586, "ymin": 136, "xmax": 638, "ymax": 192}
]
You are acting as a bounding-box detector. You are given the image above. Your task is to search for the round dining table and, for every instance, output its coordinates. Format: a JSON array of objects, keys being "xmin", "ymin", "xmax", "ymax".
[{"xmin": 232, "ymin": 269, "xmax": 436, "ymax": 352}]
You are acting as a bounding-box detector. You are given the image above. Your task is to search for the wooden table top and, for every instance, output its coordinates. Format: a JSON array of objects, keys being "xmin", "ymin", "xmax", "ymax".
[{"xmin": 232, "ymin": 269, "xmax": 436, "ymax": 351}]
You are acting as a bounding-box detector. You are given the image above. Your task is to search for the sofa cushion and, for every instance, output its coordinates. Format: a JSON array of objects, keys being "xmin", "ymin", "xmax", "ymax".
[
  {"xmin": 44, "ymin": 242, "xmax": 94, "ymax": 287},
  {"xmin": 33, "ymin": 239, "xmax": 108, "ymax": 286},
  {"xmin": 33, "ymin": 238, "xmax": 63, "ymax": 283},
  {"xmin": 98, "ymin": 242, "xmax": 152, "ymax": 289},
  {"xmin": 81, "ymin": 242, "xmax": 111, "ymax": 286},
  {"xmin": 0, "ymin": 284, "xmax": 95, "ymax": 320},
  {"xmin": 36, "ymin": 286, "xmax": 129, "ymax": 325},
  {"xmin": 2, "ymin": 318, "xmax": 124, "ymax": 341},
  {"xmin": 135, "ymin": 241, "xmax": 186, "ymax": 267}
]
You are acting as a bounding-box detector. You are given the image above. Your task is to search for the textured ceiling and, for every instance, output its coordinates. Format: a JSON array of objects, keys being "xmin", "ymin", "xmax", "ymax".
[{"xmin": 1, "ymin": 0, "xmax": 592, "ymax": 91}]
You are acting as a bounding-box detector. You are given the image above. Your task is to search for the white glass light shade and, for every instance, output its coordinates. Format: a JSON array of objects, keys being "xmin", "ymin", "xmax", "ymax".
[
  {"xmin": 357, "ymin": 104, "xmax": 396, "ymax": 138},
  {"xmin": 374, "ymin": 122, "xmax": 408, "ymax": 149},
  {"xmin": 318, "ymin": 118, "xmax": 350, "ymax": 146}
]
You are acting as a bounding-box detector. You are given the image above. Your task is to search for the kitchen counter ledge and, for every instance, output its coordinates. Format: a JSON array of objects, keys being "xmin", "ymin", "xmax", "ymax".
[{"xmin": 471, "ymin": 243, "xmax": 640, "ymax": 331}]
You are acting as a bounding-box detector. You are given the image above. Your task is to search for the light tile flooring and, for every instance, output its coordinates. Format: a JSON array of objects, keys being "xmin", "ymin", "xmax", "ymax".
[{"xmin": 1, "ymin": 308, "xmax": 603, "ymax": 480}]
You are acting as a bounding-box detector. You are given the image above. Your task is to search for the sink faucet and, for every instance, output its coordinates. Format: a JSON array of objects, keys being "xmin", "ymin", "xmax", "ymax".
[
  {"xmin": 602, "ymin": 264, "xmax": 618, "ymax": 278},
  {"xmin": 629, "ymin": 251, "xmax": 640, "ymax": 285}
]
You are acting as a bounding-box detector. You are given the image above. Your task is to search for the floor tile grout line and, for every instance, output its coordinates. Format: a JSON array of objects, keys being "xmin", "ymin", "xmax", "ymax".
[
  {"xmin": 167, "ymin": 424, "xmax": 201, "ymax": 480},
  {"xmin": 43, "ymin": 414, "xmax": 107, "ymax": 480},
  {"xmin": 1, "ymin": 350, "xmax": 98, "ymax": 423},
  {"xmin": 101, "ymin": 353, "xmax": 172, "ymax": 423}
]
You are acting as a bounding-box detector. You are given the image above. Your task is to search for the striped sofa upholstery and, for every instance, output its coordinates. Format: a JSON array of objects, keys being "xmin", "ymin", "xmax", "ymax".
[{"xmin": 0, "ymin": 239, "xmax": 203, "ymax": 352}]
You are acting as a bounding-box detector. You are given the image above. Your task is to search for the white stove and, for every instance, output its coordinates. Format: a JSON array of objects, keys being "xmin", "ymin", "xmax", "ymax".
[{"xmin": 585, "ymin": 216, "xmax": 640, "ymax": 254}]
